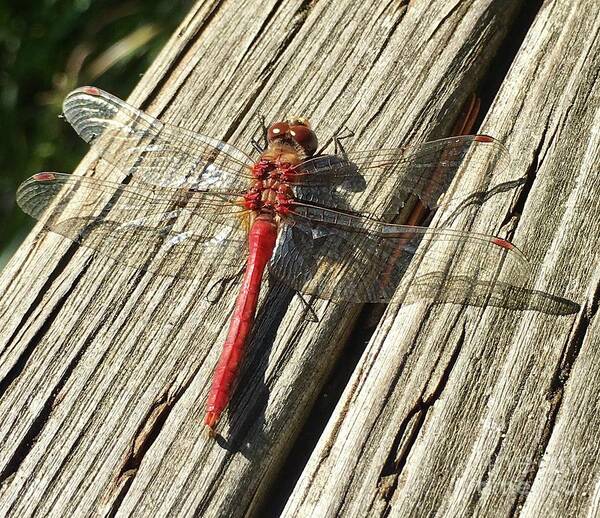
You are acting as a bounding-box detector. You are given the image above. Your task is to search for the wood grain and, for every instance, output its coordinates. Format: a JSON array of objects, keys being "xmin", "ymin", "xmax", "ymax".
[
  {"xmin": 4, "ymin": 0, "xmax": 592, "ymax": 516},
  {"xmin": 283, "ymin": 0, "xmax": 600, "ymax": 516}
]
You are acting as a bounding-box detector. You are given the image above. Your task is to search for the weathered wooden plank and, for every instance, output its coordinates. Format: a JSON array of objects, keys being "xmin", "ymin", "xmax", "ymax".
[
  {"xmin": 0, "ymin": 0, "xmax": 529, "ymax": 516},
  {"xmin": 283, "ymin": 1, "xmax": 600, "ymax": 516}
]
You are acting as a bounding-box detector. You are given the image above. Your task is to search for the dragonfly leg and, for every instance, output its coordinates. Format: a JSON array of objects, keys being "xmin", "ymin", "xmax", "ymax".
[
  {"xmin": 251, "ymin": 138, "xmax": 264, "ymax": 154},
  {"xmin": 260, "ymin": 114, "xmax": 268, "ymax": 142},
  {"xmin": 333, "ymin": 125, "xmax": 355, "ymax": 155},
  {"xmin": 205, "ymin": 266, "xmax": 245, "ymax": 303},
  {"xmin": 251, "ymin": 114, "xmax": 269, "ymax": 153},
  {"xmin": 295, "ymin": 291, "xmax": 320, "ymax": 323},
  {"xmin": 316, "ymin": 125, "xmax": 355, "ymax": 156}
]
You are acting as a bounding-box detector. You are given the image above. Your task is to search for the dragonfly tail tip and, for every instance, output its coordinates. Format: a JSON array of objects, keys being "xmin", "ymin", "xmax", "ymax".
[{"xmin": 204, "ymin": 411, "xmax": 219, "ymax": 436}]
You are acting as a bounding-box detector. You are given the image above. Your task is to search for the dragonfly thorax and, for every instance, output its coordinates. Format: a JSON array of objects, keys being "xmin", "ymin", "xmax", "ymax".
[{"xmin": 245, "ymin": 157, "xmax": 297, "ymax": 215}]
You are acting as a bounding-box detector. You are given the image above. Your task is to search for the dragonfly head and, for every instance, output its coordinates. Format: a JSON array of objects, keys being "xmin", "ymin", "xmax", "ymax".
[{"xmin": 267, "ymin": 118, "xmax": 318, "ymax": 157}]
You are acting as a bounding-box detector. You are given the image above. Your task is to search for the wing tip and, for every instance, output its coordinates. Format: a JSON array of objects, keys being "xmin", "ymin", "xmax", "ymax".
[
  {"xmin": 32, "ymin": 172, "xmax": 57, "ymax": 182},
  {"xmin": 17, "ymin": 173, "xmax": 60, "ymax": 216},
  {"xmin": 492, "ymin": 237, "xmax": 530, "ymax": 269},
  {"xmin": 473, "ymin": 134, "xmax": 496, "ymax": 143},
  {"xmin": 492, "ymin": 237, "xmax": 513, "ymax": 249},
  {"xmin": 63, "ymin": 86, "xmax": 104, "ymax": 112},
  {"xmin": 69, "ymin": 85, "xmax": 102, "ymax": 97}
]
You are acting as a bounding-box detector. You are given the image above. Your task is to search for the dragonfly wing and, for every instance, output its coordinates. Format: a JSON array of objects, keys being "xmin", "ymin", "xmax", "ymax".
[
  {"xmin": 270, "ymin": 205, "xmax": 529, "ymax": 303},
  {"xmin": 17, "ymin": 172, "xmax": 248, "ymax": 279},
  {"xmin": 291, "ymin": 136, "xmax": 510, "ymax": 218},
  {"xmin": 63, "ymin": 87, "xmax": 254, "ymax": 190}
]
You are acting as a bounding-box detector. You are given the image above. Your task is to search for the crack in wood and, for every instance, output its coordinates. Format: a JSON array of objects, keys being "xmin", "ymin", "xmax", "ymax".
[
  {"xmin": 465, "ymin": 430, "xmax": 506, "ymax": 515},
  {"xmin": 140, "ymin": 0, "xmax": 227, "ymax": 113},
  {"xmin": 0, "ymin": 257, "xmax": 155, "ymax": 501},
  {"xmin": 377, "ymin": 322, "xmax": 466, "ymax": 515},
  {"xmin": 0, "ymin": 254, "xmax": 94, "ymax": 402},
  {"xmin": 506, "ymin": 285, "xmax": 599, "ymax": 516},
  {"xmin": 500, "ymin": 127, "xmax": 543, "ymax": 231},
  {"xmin": 307, "ymin": 304, "xmax": 439, "ymax": 517},
  {"xmin": 106, "ymin": 392, "xmax": 176, "ymax": 517},
  {"xmin": 313, "ymin": 0, "xmax": 409, "ymax": 146},
  {"xmin": 0, "ymin": 259, "xmax": 93, "ymax": 484},
  {"xmin": 473, "ymin": 0, "xmax": 545, "ymax": 124},
  {"xmin": 100, "ymin": 269, "xmax": 252, "ymax": 514},
  {"xmin": 256, "ymin": 304, "xmax": 375, "ymax": 517},
  {"xmin": 237, "ymin": 1, "xmax": 288, "ymax": 67},
  {"xmin": 0, "ymin": 244, "xmax": 87, "ymax": 369},
  {"xmin": 426, "ymin": 1, "xmax": 463, "ymax": 45},
  {"xmin": 216, "ymin": 0, "xmax": 316, "ymax": 145},
  {"xmin": 101, "ymin": 291, "xmax": 230, "ymax": 515}
]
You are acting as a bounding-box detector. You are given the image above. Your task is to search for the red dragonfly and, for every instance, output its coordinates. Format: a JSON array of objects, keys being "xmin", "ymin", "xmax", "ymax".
[{"xmin": 17, "ymin": 87, "xmax": 528, "ymax": 431}]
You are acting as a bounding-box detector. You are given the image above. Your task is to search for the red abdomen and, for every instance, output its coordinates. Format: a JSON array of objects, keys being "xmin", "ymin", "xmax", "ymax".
[{"xmin": 204, "ymin": 214, "xmax": 277, "ymax": 430}]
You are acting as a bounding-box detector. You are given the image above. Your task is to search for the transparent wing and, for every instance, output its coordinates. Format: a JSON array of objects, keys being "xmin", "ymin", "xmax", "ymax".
[
  {"xmin": 17, "ymin": 172, "xmax": 249, "ymax": 278},
  {"xmin": 290, "ymin": 135, "xmax": 509, "ymax": 218},
  {"xmin": 63, "ymin": 86, "xmax": 254, "ymax": 190},
  {"xmin": 270, "ymin": 203, "xmax": 529, "ymax": 303}
]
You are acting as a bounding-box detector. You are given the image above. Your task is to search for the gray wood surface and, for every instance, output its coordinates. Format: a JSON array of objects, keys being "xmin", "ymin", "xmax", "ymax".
[
  {"xmin": 283, "ymin": 1, "xmax": 600, "ymax": 516},
  {"xmin": 0, "ymin": 0, "xmax": 597, "ymax": 517}
]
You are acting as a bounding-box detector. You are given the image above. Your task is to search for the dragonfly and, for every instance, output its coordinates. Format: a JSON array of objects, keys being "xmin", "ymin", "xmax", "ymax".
[{"xmin": 16, "ymin": 87, "xmax": 528, "ymax": 431}]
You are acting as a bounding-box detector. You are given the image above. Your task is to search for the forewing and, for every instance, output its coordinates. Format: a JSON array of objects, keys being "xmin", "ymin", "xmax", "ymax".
[
  {"xmin": 63, "ymin": 87, "xmax": 254, "ymax": 190},
  {"xmin": 17, "ymin": 172, "xmax": 248, "ymax": 279},
  {"xmin": 291, "ymin": 136, "xmax": 509, "ymax": 218}
]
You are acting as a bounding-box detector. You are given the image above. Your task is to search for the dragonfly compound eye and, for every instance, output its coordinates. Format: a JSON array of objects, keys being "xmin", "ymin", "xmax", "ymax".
[
  {"xmin": 267, "ymin": 122, "xmax": 290, "ymax": 142},
  {"xmin": 289, "ymin": 124, "xmax": 318, "ymax": 156}
]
